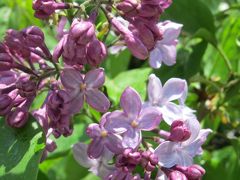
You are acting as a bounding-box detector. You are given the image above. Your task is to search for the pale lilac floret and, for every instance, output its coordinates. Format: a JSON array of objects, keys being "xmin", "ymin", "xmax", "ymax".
[
  {"xmin": 86, "ymin": 113, "xmax": 124, "ymax": 159},
  {"xmin": 60, "ymin": 67, "xmax": 110, "ymax": 113},
  {"xmin": 106, "ymin": 87, "xmax": 162, "ymax": 149},
  {"xmin": 146, "ymin": 74, "xmax": 189, "ymax": 125},
  {"xmin": 73, "ymin": 142, "xmax": 115, "ymax": 179},
  {"xmin": 149, "ymin": 21, "xmax": 183, "ymax": 68},
  {"xmin": 154, "ymin": 125, "xmax": 212, "ymax": 168}
]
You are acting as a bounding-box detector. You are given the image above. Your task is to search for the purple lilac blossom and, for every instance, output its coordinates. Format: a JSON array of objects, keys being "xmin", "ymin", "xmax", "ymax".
[
  {"xmin": 106, "ymin": 87, "xmax": 162, "ymax": 149},
  {"xmin": 86, "ymin": 113, "xmax": 124, "ymax": 158},
  {"xmin": 149, "ymin": 21, "xmax": 183, "ymax": 68}
]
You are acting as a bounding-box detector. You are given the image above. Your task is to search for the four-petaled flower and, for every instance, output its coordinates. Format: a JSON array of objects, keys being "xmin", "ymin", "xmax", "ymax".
[
  {"xmin": 149, "ymin": 21, "xmax": 183, "ymax": 69},
  {"xmin": 86, "ymin": 113, "xmax": 124, "ymax": 158},
  {"xmin": 60, "ymin": 68, "xmax": 110, "ymax": 113},
  {"xmin": 106, "ymin": 87, "xmax": 162, "ymax": 149}
]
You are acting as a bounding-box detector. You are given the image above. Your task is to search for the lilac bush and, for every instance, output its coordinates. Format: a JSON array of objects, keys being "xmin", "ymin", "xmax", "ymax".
[{"xmin": 0, "ymin": 0, "xmax": 212, "ymax": 179}]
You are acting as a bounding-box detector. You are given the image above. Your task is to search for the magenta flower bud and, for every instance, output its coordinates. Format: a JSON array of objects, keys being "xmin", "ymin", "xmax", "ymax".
[
  {"xmin": 168, "ymin": 170, "xmax": 187, "ymax": 180},
  {"xmin": 0, "ymin": 94, "xmax": 13, "ymax": 116},
  {"xmin": 22, "ymin": 26, "xmax": 45, "ymax": 47},
  {"xmin": 169, "ymin": 120, "xmax": 191, "ymax": 142},
  {"xmin": 141, "ymin": 150, "xmax": 158, "ymax": 172},
  {"xmin": 123, "ymin": 148, "xmax": 141, "ymax": 165},
  {"xmin": 70, "ymin": 20, "xmax": 95, "ymax": 45},
  {"xmin": 16, "ymin": 78, "xmax": 37, "ymax": 98},
  {"xmin": 86, "ymin": 38, "xmax": 107, "ymax": 66},
  {"xmin": 7, "ymin": 108, "xmax": 29, "ymax": 128},
  {"xmin": 185, "ymin": 165, "xmax": 205, "ymax": 179}
]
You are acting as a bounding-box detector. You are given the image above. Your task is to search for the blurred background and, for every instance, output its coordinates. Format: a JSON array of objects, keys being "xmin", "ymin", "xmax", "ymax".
[{"xmin": 0, "ymin": 0, "xmax": 240, "ymax": 179}]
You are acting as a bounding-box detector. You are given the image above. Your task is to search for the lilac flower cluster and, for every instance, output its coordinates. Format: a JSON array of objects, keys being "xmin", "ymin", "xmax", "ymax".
[
  {"xmin": 73, "ymin": 75, "xmax": 211, "ymax": 179},
  {"xmin": 0, "ymin": 0, "xmax": 212, "ymax": 179}
]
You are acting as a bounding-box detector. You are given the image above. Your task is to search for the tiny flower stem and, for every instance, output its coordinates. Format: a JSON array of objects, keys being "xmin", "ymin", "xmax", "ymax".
[
  {"xmin": 14, "ymin": 63, "xmax": 39, "ymax": 77},
  {"xmin": 100, "ymin": 6, "xmax": 112, "ymax": 42}
]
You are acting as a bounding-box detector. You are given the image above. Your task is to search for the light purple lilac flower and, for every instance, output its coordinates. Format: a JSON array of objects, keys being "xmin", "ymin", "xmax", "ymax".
[
  {"xmin": 60, "ymin": 67, "xmax": 110, "ymax": 113},
  {"xmin": 73, "ymin": 142, "xmax": 115, "ymax": 179},
  {"xmin": 149, "ymin": 21, "xmax": 183, "ymax": 68},
  {"xmin": 106, "ymin": 87, "xmax": 162, "ymax": 149},
  {"xmin": 154, "ymin": 124, "xmax": 212, "ymax": 168},
  {"xmin": 146, "ymin": 74, "xmax": 194, "ymax": 125},
  {"xmin": 86, "ymin": 113, "xmax": 124, "ymax": 158}
]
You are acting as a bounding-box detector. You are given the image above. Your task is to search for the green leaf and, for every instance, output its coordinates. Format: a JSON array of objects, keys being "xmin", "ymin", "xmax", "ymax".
[
  {"xmin": 39, "ymin": 152, "xmax": 100, "ymax": 180},
  {"xmin": 184, "ymin": 40, "xmax": 208, "ymax": 78},
  {"xmin": 0, "ymin": 116, "xmax": 45, "ymax": 180},
  {"xmin": 105, "ymin": 68, "xmax": 152, "ymax": 104},
  {"xmin": 163, "ymin": 0, "xmax": 216, "ymax": 35},
  {"xmin": 103, "ymin": 49, "xmax": 131, "ymax": 78},
  {"xmin": 203, "ymin": 11, "xmax": 240, "ymax": 82},
  {"xmin": 202, "ymin": 146, "xmax": 240, "ymax": 180}
]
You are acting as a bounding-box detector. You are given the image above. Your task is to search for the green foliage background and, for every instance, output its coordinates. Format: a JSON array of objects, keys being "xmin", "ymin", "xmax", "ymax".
[{"xmin": 0, "ymin": 0, "xmax": 240, "ymax": 179}]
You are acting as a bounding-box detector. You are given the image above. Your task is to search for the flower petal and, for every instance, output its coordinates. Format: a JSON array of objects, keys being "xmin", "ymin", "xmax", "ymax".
[
  {"xmin": 147, "ymin": 74, "xmax": 162, "ymax": 105},
  {"xmin": 86, "ymin": 123, "xmax": 101, "ymax": 138},
  {"xmin": 105, "ymin": 134, "xmax": 123, "ymax": 154},
  {"xmin": 154, "ymin": 141, "xmax": 193, "ymax": 168},
  {"xmin": 161, "ymin": 78, "xmax": 187, "ymax": 104},
  {"xmin": 183, "ymin": 118, "xmax": 201, "ymax": 144},
  {"xmin": 138, "ymin": 107, "xmax": 162, "ymax": 131},
  {"xmin": 73, "ymin": 142, "xmax": 98, "ymax": 168},
  {"xmin": 158, "ymin": 21, "xmax": 183, "ymax": 44},
  {"xmin": 68, "ymin": 93, "xmax": 84, "ymax": 114},
  {"xmin": 149, "ymin": 48, "xmax": 162, "ymax": 69},
  {"xmin": 160, "ymin": 102, "xmax": 183, "ymax": 125},
  {"xmin": 184, "ymin": 129, "xmax": 212, "ymax": 157},
  {"xmin": 60, "ymin": 68, "xmax": 83, "ymax": 90},
  {"xmin": 104, "ymin": 110, "xmax": 129, "ymax": 134},
  {"xmin": 120, "ymin": 87, "xmax": 142, "ymax": 120},
  {"xmin": 85, "ymin": 68, "xmax": 105, "ymax": 88},
  {"xmin": 85, "ymin": 89, "xmax": 110, "ymax": 112},
  {"xmin": 157, "ymin": 43, "xmax": 177, "ymax": 66},
  {"xmin": 87, "ymin": 138, "xmax": 104, "ymax": 159},
  {"xmin": 122, "ymin": 128, "xmax": 142, "ymax": 149}
]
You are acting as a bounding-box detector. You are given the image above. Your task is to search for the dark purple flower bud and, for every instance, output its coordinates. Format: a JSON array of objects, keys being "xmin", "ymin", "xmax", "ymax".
[
  {"xmin": 22, "ymin": 26, "xmax": 45, "ymax": 47},
  {"xmin": 86, "ymin": 38, "xmax": 107, "ymax": 66},
  {"xmin": 70, "ymin": 19, "xmax": 95, "ymax": 45},
  {"xmin": 33, "ymin": 0, "xmax": 70, "ymax": 19},
  {"xmin": 5, "ymin": 29, "xmax": 31, "ymax": 58},
  {"xmin": 46, "ymin": 138, "xmax": 57, "ymax": 152},
  {"xmin": 16, "ymin": 78, "xmax": 37, "ymax": 98},
  {"xmin": 168, "ymin": 170, "xmax": 188, "ymax": 180},
  {"xmin": 46, "ymin": 90, "xmax": 73, "ymax": 138},
  {"xmin": 169, "ymin": 120, "xmax": 191, "ymax": 142},
  {"xmin": 6, "ymin": 107, "xmax": 29, "ymax": 128},
  {"xmin": 124, "ymin": 34, "xmax": 149, "ymax": 59},
  {"xmin": 138, "ymin": 4, "xmax": 161, "ymax": 19},
  {"xmin": 53, "ymin": 34, "xmax": 68, "ymax": 62},
  {"xmin": 0, "ymin": 94, "xmax": 13, "ymax": 116},
  {"xmin": 47, "ymin": 90, "xmax": 71, "ymax": 115},
  {"xmin": 0, "ymin": 55, "xmax": 13, "ymax": 71},
  {"xmin": 116, "ymin": 0, "xmax": 138, "ymax": 17},
  {"xmin": 129, "ymin": 22, "xmax": 156, "ymax": 50}
]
